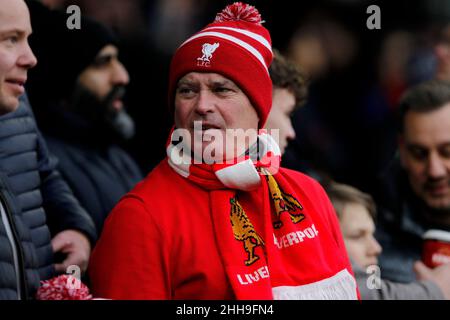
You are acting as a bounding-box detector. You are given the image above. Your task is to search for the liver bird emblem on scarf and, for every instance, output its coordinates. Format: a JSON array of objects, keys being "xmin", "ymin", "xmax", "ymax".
[
  {"xmin": 265, "ymin": 174, "xmax": 306, "ymax": 229},
  {"xmin": 230, "ymin": 198, "xmax": 265, "ymax": 266}
]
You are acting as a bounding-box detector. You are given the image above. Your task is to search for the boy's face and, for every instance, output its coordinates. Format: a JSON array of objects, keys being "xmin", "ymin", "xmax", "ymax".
[{"xmin": 340, "ymin": 202, "xmax": 382, "ymax": 269}]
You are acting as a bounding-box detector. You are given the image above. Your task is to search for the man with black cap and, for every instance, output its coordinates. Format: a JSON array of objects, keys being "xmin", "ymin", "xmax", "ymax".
[
  {"xmin": 25, "ymin": 0, "xmax": 142, "ymax": 234},
  {"xmin": 0, "ymin": 0, "xmax": 97, "ymax": 299}
]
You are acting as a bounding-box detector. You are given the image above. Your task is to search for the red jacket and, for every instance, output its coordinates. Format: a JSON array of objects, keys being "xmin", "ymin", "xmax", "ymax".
[{"xmin": 89, "ymin": 159, "xmax": 356, "ymax": 299}]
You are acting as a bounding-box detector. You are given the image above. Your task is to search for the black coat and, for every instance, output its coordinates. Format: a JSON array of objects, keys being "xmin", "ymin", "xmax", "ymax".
[
  {"xmin": 0, "ymin": 96, "xmax": 96, "ymax": 300},
  {"xmin": 374, "ymin": 157, "xmax": 449, "ymax": 283},
  {"xmin": 25, "ymin": 0, "xmax": 143, "ymax": 235},
  {"xmin": 45, "ymin": 137, "xmax": 142, "ymax": 234}
]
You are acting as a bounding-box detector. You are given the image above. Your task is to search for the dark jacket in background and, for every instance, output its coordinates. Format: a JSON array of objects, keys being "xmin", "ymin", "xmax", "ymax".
[
  {"xmin": 25, "ymin": 0, "xmax": 143, "ymax": 235},
  {"xmin": 45, "ymin": 134, "xmax": 142, "ymax": 234},
  {"xmin": 374, "ymin": 157, "xmax": 449, "ymax": 283},
  {"xmin": 351, "ymin": 260, "xmax": 444, "ymax": 299},
  {"xmin": 0, "ymin": 96, "xmax": 97, "ymax": 300}
]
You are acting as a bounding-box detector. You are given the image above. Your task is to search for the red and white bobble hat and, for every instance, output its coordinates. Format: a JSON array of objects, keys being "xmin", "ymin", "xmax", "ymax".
[{"xmin": 168, "ymin": 2, "xmax": 273, "ymax": 127}]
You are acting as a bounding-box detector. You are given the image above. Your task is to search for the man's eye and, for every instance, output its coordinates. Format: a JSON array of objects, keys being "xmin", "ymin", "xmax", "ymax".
[
  {"xmin": 93, "ymin": 56, "xmax": 113, "ymax": 67},
  {"xmin": 440, "ymin": 146, "xmax": 450, "ymax": 158},
  {"xmin": 215, "ymin": 87, "xmax": 232, "ymax": 94},
  {"xmin": 177, "ymin": 87, "xmax": 195, "ymax": 96},
  {"xmin": 6, "ymin": 36, "xmax": 19, "ymax": 44},
  {"xmin": 348, "ymin": 234, "xmax": 363, "ymax": 240},
  {"xmin": 408, "ymin": 147, "xmax": 428, "ymax": 160},
  {"xmin": 178, "ymin": 87, "xmax": 191, "ymax": 94}
]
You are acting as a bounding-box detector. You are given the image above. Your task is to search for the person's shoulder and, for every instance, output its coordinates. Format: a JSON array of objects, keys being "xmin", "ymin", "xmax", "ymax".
[
  {"xmin": 45, "ymin": 135, "xmax": 79, "ymax": 153},
  {"xmin": 127, "ymin": 159, "xmax": 184, "ymax": 200},
  {"xmin": 279, "ymin": 167, "xmax": 323, "ymax": 190},
  {"xmin": 278, "ymin": 167, "xmax": 332, "ymax": 208},
  {"xmin": 111, "ymin": 159, "xmax": 197, "ymax": 223}
]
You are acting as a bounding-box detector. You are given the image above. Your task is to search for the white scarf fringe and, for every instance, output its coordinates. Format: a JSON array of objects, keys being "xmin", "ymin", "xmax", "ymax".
[{"xmin": 272, "ymin": 269, "xmax": 358, "ymax": 300}]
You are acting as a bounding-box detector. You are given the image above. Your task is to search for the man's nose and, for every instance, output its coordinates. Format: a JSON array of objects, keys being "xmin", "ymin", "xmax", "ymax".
[
  {"xmin": 18, "ymin": 42, "xmax": 37, "ymax": 69},
  {"xmin": 427, "ymin": 152, "xmax": 447, "ymax": 179},
  {"xmin": 286, "ymin": 122, "xmax": 296, "ymax": 141},
  {"xmin": 194, "ymin": 90, "xmax": 215, "ymax": 115},
  {"xmin": 368, "ymin": 236, "xmax": 382, "ymax": 257},
  {"xmin": 111, "ymin": 60, "xmax": 129, "ymax": 86}
]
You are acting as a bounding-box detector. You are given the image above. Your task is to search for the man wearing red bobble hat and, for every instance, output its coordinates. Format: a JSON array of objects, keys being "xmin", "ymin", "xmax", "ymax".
[{"xmin": 89, "ymin": 2, "xmax": 358, "ymax": 300}]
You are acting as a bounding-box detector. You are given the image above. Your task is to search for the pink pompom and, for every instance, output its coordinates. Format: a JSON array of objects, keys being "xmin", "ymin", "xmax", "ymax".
[
  {"xmin": 215, "ymin": 2, "xmax": 263, "ymax": 25},
  {"xmin": 36, "ymin": 275, "xmax": 92, "ymax": 300}
]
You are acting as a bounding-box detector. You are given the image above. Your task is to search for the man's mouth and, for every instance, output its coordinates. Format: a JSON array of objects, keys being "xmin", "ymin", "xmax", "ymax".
[
  {"xmin": 191, "ymin": 122, "xmax": 221, "ymax": 131},
  {"xmin": 425, "ymin": 181, "xmax": 450, "ymax": 196},
  {"xmin": 201, "ymin": 123, "xmax": 221, "ymax": 131},
  {"xmin": 365, "ymin": 259, "xmax": 378, "ymax": 268},
  {"xmin": 107, "ymin": 86, "xmax": 126, "ymax": 112},
  {"xmin": 5, "ymin": 78, "xmax": 26, "ymax": 94},
  {"xmin": 111, "ymin": 98, "xmax": 123, "ymax": 112}
]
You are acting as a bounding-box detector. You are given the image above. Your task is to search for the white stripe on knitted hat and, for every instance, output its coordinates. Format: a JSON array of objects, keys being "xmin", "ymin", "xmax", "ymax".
[
  {"xmin": 215, "ymin": 159, "xmax": 261, "ymax": 191},
  {"xmin": 272, "ymin": 269, "xmax": 358, "ymax": 300},
  {"xmin": 180, "ymin": 31, "xmax": 269, "ymax": 72},
  {"xmin": 203, "ymin": 26, "xmax": 272, "ymax": 52}
]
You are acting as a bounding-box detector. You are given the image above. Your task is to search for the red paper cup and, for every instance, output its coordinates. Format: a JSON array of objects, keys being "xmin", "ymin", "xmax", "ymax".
[{"xmin": 422, "ymin": 229, "xmax": 450, "ymax": 268}]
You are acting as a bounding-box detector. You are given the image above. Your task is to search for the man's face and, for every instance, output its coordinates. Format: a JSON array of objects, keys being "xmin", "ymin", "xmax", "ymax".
[
  {"xmin": 399, "ymin": 103, "xmax": 450, "ymax": 210},
  {"xmin": 77, "ymin": 44, "xmax": 129, "ymax": 112},
  {"xmin": 340, "ymin": 202, "xmax": 382, "ymax": 269},
  {"xmin": 435, "ymin": 25, "xmax": 450, "ymax": 81},
  {"xmin": 174, "ymin": 72, "xmax": 259, "ymax": 161},
  {"xmin": 265, "ymin": 87, "xmax": 296, "ymax": 154},
  {"xmin": 0, "ymin": 0, "xmax": 37, "ymax": 115},
  {"xmin": 74, "ymin": 44, "xmax": 134, "ymax": 140}
]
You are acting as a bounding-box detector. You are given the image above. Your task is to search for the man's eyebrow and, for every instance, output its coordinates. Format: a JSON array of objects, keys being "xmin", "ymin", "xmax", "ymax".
[
  {"xmin": 406, "ymin": 143, "xmax": 427, "ymax": 149},
  {"xmin": 0, "ymin": 28, "xmax": 26, "ymax": 36},
  {"xmin": 406, "ymin": 142, "xmax": 450, "ymax": 148},
  {"xmin": 177, "ymin": 79, "xmax": 196, "ymax": 86},
  {"xmin": 93, "ymin": 53, "xmax": 116, "ymax": 64},
  {"xmin": 97, "ymin": 52, "xmax": 117, "ymax": 59},
  {"xmin": 211, "ymin": 79, "xmax": 233, "ymax": 86},
  {"xmin": 439, "ymin": 142, "xmax": 450, "ymax": 148}
]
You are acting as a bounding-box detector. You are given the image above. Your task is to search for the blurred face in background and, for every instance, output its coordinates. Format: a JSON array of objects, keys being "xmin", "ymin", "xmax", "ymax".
[
  {"xmin": 339, "ymin": 202, "xmax": 382, "ymax": 269},
  {"xmin": 399, "ymin": 104, "xmax": 450, "ymax": 212},
  {"xmin": 435, "ymin": 24, "xmax": 450, "ymax": 81},
  {"xmin": 77, "ymin": 44, "xmax": 129, "ymax": 113},
  {"xmin": 0, "ymin": 0, "xmax": 37, "ymax": 114},
  {"xmin": 265, "ymin": 87, "xmax": 296, "ymax": 154},
  {"xmin": 74, "ymin": 44, "xmax": 135, "ymax": 140}
]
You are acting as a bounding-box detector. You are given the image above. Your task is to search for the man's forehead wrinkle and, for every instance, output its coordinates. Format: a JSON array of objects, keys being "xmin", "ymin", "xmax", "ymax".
[
  {"xmin": 177, "ymin": 79, "xmax": 197, "ymax": 87},
  {"xmin": 210, "ymin": 79, "xmax": 232, "ymax": 86},
  {"xmin": 179, "ymin": 77, "xmax": 233, "ymax": 86},
  {"xmin": 0, "ymin": 17, "xmax": 32, "ymax": 35}
]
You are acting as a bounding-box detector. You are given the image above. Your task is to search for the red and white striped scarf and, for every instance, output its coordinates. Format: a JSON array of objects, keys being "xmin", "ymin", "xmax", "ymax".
[{"xmin": 166, "ymin": 130, "xmax": 358, "ymax": 300}]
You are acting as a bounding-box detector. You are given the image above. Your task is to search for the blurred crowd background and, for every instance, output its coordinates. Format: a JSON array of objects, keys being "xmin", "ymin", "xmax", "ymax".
[{"xmin": 37, "ymin": 0, "xmax": 450, "ymax": 195}]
